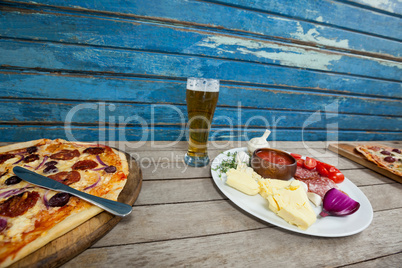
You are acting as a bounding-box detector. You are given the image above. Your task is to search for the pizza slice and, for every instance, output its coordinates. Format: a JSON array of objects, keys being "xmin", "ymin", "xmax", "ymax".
[
  {"xmin": 355, "ymin": 144, "xmax": 402, "ymax": 177},
  {"xmin": 0, "ymin": 139, "xmax": 129, "ymax": 267}
]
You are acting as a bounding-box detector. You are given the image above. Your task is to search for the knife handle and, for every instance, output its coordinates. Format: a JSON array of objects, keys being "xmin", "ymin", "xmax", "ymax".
[{"xmin": 62, "ymin": 187, "xmax": 132, "ymax": 217}]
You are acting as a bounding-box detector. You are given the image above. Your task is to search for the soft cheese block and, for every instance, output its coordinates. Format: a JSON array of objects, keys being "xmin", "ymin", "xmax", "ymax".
[
  {"xmin": 266, "ymin": 181, "xmax": 316, "ymax": 230},
  {"xmin": 226, "ymin": 168, "xmax": 259, "ymax": 195}
]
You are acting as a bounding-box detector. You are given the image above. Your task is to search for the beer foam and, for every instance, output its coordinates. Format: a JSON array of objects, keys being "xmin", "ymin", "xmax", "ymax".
[{"xmin": 187, "ymin": 78, "xmax": 219, "ymax": 92}]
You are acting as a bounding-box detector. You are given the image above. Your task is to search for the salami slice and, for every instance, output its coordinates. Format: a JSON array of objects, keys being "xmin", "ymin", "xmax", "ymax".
[
  {"xmin": 0, "ymin": 154, "xmax": 15, "ymax": 164},
  {"xmin": 50, "ymin": 149, "xmax": 80, "ymax": 160},
  {"xmin": 0, "ymin": 192, "xmax": 40, "ymax": 217},
  {"xmin": 48, "ymin": 171, "xmax": 81, "ymax": 185},
  {"xmin": 297, "ymin": 177, "xmax": 338, "ymax": 198},
  {"xmin": 72, "ymin": 160, "xmax": 98, "ymax": 170},
  {"xmin": 83, "ymin": 147, "xmax": 105, "ymax": 155},
  {"xmin": 294, "ymin": 167, "xmax": 321, "ymax": 180}
]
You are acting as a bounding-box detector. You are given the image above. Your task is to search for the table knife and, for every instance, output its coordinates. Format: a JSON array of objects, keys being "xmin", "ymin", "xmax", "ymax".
[{"xmin": 13, "ymin": 166, "xmax": 132, "ymax": 217}]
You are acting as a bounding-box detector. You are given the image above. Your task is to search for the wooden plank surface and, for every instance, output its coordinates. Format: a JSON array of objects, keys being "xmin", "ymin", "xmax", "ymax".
[
  {"xmin": 6, "ymin": 0, "xmax": 401, "ymax": 57},
  {"xmin": 49, "ymin": 140, "xmax": 401, "ymax": 267},
  {"xmin": 0, "ymin": 0, "xmax": 401, "ymax": 142},
  {"xmin": 1, "ymin": 141, "xmax": 400, "ymax": 266},
  {"xmin": 328, "ymin": 142, "xmax": 402, "ymax": 183},
  {"xmin": 0, "ymin": 8, "xmax": 400, "ymax": 80},
  {"xmin": 1, "ymin": 99, "xmax": 399, "ymax": 132},
  {"xmin": 1, "ymin": 73, "xmax": 401, "ymax": 117}
]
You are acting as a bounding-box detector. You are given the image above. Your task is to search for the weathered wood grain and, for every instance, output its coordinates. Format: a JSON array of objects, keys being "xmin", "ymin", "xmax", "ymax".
[
  {"xmin": 214, "ymin": 0, "xmax": 402, "ymax": 40},
  {"xmin": 1, "ymin": 99, "xmax": 400, "ymax": 132},
  {"xmin": 1, "ymin": 8, "xmax": 401, "ymax": 79},
  {"xmin": 7, "ymin": 0, "xmax": 401, "ymax": 58},
  {"xmin": 1, "ymin": 124, "xmax": 401, "ymax": 142},
  {"xmin": 93, "ymin": 183, "xmax": 402, "ymax": 248},
  {"xmin": 63, "ymin": 209, "xmax": 402, "ymax": 267},
  {"xmin": 139, "ymin": 157, "xmax": 365, "ymax": 181},
  {"xmin": 1, "ymin": 140, "xmax": 399, "ymax": 266},
  {"xmin": 135, "ymin": 178, "xmax": 225, "ymax": 205},
  {"xmin": 1, "ymin": 73, "xmax": 401, "ymax": 117},
  {"xmin": 135, "ymin": 176, "xmax": 400, "ymax": 206},
  {"xmin": 1, "ymin": 39, "xmax": 401, "ymax": 99},
  {"xmin": 0, "ymin": 0, "xmax": 401, "ymax": 265},
  {"xmin": 344, "ymin": 252, "xmax": 402, "ymax": 268},
  {"xmin": 341, "ymin": 0, "xmax": 402, "ymax": 15},
  {"xmin": 0, "ymin": 0, "xmax": 401, "ymax": 142}
]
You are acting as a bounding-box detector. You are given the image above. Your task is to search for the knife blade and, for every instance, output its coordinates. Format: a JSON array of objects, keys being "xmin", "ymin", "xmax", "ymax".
[{"xmin": 13, "ymin": 166, "xmax": 132, "ymax": 217}]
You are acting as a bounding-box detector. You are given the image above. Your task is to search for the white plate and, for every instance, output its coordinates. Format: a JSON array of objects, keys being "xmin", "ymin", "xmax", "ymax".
[{"xmin": 211, "ymin": 147, "xmax": 373, "ymax": 237}]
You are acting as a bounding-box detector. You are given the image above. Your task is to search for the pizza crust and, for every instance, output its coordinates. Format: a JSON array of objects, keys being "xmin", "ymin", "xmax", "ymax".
[
  {"xmin": 1, "ymin": 206, "xmax": 103, "ymax": 267},
  {"xmin": 0, "ymin": 139, "xmax": 48, "ymax": 154}
]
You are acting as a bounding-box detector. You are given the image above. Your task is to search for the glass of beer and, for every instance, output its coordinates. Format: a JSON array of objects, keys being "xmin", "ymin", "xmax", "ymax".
[{"xmin": 184, "ymin": 78, "xmax": 220, "ymax": 167}]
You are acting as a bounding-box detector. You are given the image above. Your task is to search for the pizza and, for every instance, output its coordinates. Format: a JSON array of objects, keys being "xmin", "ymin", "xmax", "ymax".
[
  {"xmin": 355, "ymin": 144, "xmax": 402, "ymax": 177},
  {"xmin": 0, "ymin": 139, "xmax": 129, "ymax": 267}
]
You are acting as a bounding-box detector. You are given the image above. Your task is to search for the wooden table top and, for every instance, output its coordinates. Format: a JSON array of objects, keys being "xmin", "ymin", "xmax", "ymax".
[{"xmin": 58, "ymin": 140, "xmax": 401, "ymax": 267}]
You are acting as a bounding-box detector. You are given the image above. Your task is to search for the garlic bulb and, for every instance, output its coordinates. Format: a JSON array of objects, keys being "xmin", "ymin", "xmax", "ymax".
[
  {"xmin": 247, "ymin": 130, "xmax": 271, "ymax": 154},
  {"xmin": 236, "ymin": 151, "xmax": 250, "ymax": 167}
]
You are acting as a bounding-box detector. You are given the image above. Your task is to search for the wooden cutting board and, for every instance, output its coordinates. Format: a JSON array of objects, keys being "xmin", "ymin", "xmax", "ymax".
[
  {"xmin": 10, "ymin": 151, "xmax": 142, "ymax": 268},
  {"xmin": 328, "ymin": 143, "xmax": 402, "ymax": 183}
]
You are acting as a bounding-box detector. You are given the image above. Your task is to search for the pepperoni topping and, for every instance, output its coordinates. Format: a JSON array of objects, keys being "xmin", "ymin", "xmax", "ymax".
[
  {"xmin": 50, "ymin": 149, "xmax": 80, "ymax": 160},
  {"xmin": 0, "ymin": 154, "xmax": 15, "ymax": 164},
  {"xmin": 23, "ymin": 153, "xmax": 40, "ymax": 163},
  {"xmin": 48, "ymin": 171, "xmax": 81, "ymax": 185},
  {"xmin": 83, "ymin": 147, "xmax": 105, "ymax": 155},
  {"xmin": 370, "ymin": 146, "xmax": 381, "ymax": 151},
  {"xmin": 72, "ymin": 160, "xmax": 98, "ymax": 170},
  {"xmin": 0, "ymin": 191, "xmax": 40, "ymax": 217}
]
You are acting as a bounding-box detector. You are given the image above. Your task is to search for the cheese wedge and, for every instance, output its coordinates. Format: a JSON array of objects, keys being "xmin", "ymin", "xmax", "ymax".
[
  {"xmin": 266, "ymin": 181, "xmax": 316, "ymax": 230},
  {"xmin": 226, "ymin": 168, "xmax": 259, "ymax": 195},
  {"xmin": 258, "ymin": 178, "xmax": 292, "ymax": 199}
]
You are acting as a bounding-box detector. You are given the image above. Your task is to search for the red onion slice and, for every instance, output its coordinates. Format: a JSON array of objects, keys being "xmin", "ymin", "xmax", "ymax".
[
  {"xmin": 0, "ymin": 188, "xmax": 21, "ymax": 199},
  {"xmin": 43, "ymin": 190, "xmax": 50, "ymax": 209},
  {"xmin": 84, "ymin": 175, "xmax": 101, "ymax": 191},
  {"xmin": 96, "ymin": 155, "xmax": 107, "ymax": 166},
  {"xmin": 0, "ymin": 187, "xmax": 33, "ymax": 199},
  {"xmin": 0, "ymin": 217, "xmax": 7, "ymax": 232},
  {"xmin": 320, "ymin": 188, "xmax": 360, "ymax": 217},
  {"xmin": 92, "ymin": 166, "xmax": 107, "ymax": 171},
  {"xmin": 13, "ymin": 155, "xmax": 25, "ymax": 165},
  {"xmin": 35, "ymin": 156, "xmax": 48, "ymax": 170}
]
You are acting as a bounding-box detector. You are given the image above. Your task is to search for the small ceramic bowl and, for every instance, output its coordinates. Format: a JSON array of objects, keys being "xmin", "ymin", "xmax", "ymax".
[{"xmin": 250, "ymin": 148, "xmax": 297, "ymax": 180}]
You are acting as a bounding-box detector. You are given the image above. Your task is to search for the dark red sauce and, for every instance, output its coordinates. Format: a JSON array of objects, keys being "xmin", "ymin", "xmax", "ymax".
[{"xmin": 256, "ymin": 150, "xmax": 293, "ymax": 165}]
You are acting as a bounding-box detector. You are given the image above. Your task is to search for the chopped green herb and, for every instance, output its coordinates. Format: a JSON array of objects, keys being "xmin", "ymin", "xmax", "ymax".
[{"xmin": 213, "ymin": 152, "xmax": 238, "ymax": 178}]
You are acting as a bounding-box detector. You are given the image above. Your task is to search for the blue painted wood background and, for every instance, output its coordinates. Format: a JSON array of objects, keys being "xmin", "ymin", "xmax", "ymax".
[{"xmin": 0, "ymin": 0, "xmax": 401, "ymax": 142}]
